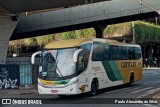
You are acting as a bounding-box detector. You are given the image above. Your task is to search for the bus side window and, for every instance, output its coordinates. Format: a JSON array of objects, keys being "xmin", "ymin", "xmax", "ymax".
[
  {"xmin": 135, "ymin": 47, "xmax": 141, "ymax": 59},
  {"xmin": 128, "ymin": 47, "xmax": 136, "ymax": 60},
  {"xmin": 104, "ymin": 44, "xmax": 111, "ymax": 60},
  {"xmin": 92, "ymin": 42, "xmax": 103, "ymax": 61},
  {"xmin": 120, "ymin": 46, "xmax": 128, "ymax": 60},
  {"xmin": 111, "ymin": 45, "xmax": 120, "ymax": 60},
  {"xmin": 80, "ymin": 43, "xmax": 92, "ymax": 53},
  {"xmin": 78, "ymin": 54, "xmax": 85, "ymax": 71},
  {"xmin": 77, "ymin": 50, "xmax": 89, "ymax": 74}
]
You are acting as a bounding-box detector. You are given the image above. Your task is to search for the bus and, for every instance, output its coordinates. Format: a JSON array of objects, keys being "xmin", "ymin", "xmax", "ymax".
[{"xmin": 31, "ymin": 38, "xmax": 142, "ymax": 96}]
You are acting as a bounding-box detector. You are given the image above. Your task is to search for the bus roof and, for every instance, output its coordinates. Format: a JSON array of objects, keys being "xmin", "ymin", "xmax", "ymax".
[
  {"xmin": 104, "ymin": 39, "xmax": 138, "ymax": 46},
  {"xmin": 44, "ymin": 38, "xmax": 92, "ymax": 49},
  {"xmin": 44, "ymin": 38, "xmax": 139, "ymax": 49},
  {"xmin": 94, "ymin": 38, "xmax": 139, "ymax": 47}
]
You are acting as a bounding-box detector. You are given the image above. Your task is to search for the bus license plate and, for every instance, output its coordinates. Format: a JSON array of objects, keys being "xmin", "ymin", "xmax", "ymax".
[{"xmin": 51, "ymin": 90, "xmax": 58, "ymax": 93}]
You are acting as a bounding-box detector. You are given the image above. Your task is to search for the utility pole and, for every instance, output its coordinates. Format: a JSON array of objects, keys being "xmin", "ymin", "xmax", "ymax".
[{"xmin": 132, "ymin": 22, "xmax": 135, "ymax": 44}]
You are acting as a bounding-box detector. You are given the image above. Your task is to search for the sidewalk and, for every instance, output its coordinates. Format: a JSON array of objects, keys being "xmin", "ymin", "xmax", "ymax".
[
  {"xmin": 0, "ymin": 85, "xmax": 38, "ymax": 97},
  {"xmin": 143, "ymin": 67, "xmax": 160, "ymax": 70}
]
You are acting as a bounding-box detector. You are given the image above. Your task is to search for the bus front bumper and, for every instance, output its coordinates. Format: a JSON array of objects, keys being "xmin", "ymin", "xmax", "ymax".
[{"xmin": 38, "ymin": 83, "xmax": 80, "ymax": 95}]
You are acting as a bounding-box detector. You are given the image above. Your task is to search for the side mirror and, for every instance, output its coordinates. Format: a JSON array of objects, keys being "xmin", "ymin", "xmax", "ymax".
[
  {"xmin": 73, "ymin": 49, "xmax": 82, "ymax": 62},
  {"xmin": 31, "ymin": 51, "xmax": 41, "ymax": 64}
]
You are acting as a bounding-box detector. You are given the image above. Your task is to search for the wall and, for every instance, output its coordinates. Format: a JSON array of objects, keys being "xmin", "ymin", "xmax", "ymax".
[{"xmin": 0, "ymin": 64, "xmax": 20, "ymax": 89}]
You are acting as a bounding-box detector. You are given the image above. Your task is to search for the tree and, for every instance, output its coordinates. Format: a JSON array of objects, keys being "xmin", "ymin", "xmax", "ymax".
[
  {"xmin": 24, "ymin": 37, "xmax": 37, "ymax": 47},
  {"xmin": 36, "ymin": 34, "xmax": 55, "ymax": 47},
  {"xmin": 9, "ymin": 39, "xmax": 24, "ymax": 53},
  {"xmin": 69, "ymin": 28, "xmax": 96, "ymax": 39},
  {"xmin": 61, "ymin": 31, "xmax": 77, "ymax": 39}
]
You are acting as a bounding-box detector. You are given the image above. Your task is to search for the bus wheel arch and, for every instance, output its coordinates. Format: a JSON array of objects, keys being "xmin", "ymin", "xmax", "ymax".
[
  {"xmin": 90, "ymin": 77, "xmax": 99, "ymax": 96},
  {"xmin": 129, "ymin": 72, "xmax": 134, "ymax": 86}
]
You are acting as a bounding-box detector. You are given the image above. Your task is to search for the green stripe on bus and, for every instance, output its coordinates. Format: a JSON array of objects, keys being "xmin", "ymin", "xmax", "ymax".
[
  {"xmin": 54, "ymin": 79, "xmax": 70, "ymax": 85},
  {"xmin": 109, "ymin": 61, "xmax": 122, "ymax": 80},
  {"xmin": 102, "ymin": 61, "xmax": 117, "ymax": 81}
]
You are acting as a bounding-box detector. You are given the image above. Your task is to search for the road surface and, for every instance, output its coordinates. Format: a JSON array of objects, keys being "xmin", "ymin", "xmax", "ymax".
[{"xmin": 1, "ymin": 69, "xmax": 160, "ymax": 107}]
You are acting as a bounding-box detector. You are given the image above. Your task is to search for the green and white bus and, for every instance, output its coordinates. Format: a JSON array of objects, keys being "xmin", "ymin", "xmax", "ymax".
[{"xmin": 31, "ymin": 38, "xmax": 142, "ymax": 96}]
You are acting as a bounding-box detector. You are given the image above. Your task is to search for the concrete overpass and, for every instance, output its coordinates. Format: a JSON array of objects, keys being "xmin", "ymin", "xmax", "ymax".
[
  {"xmin": 12, "ymin": 0, "xmax": 160, "ymax": 40},
  {"xmin": 0, "ymin": 0, "xmax": 160, "ymax": 64},
  {"xmin": 0, "ymin": 0, "xmax": 110, "ymax": 13},
  {"xmin": 0, "ymin": 0, "xmax": 110, "ymax": 64}
]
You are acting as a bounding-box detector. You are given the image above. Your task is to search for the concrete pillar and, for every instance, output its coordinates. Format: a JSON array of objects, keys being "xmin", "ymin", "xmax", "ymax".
[
  {"xmin": 148, "ymin": 44, "xmax": 153, "ymax": 67},
  {"xmin": 0, "ymin": 16, "xmax": 18, "ymax": 64},
  {"xmin": 93, "ymin": 22, "xmax": 107, "ymax": 38}
]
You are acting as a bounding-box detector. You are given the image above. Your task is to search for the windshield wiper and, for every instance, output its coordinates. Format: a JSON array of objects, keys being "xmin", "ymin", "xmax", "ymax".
[{"xmin": 55, "ymin": 50, "xmax": 65, "ymax": 79}]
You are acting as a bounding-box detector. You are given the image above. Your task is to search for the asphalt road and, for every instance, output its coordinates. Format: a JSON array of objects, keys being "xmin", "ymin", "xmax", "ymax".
[{"xmin": 1, "ymin": 69, "xmax": 160, "ymax": 107}]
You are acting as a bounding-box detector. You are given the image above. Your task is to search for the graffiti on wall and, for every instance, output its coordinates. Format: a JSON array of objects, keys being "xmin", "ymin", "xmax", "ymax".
[{"xmin": 0, "ymin": 65, "xmax": 19, "ymax": 89}]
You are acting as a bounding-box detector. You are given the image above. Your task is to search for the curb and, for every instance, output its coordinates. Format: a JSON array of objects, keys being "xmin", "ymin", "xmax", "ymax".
[
  {"xmin": 143, "ymin": 68, "xmax": 160, "ymax": 70},
  {"xmin": 19, "ymin": 85, "xmax": 37, "ymax": 89}
]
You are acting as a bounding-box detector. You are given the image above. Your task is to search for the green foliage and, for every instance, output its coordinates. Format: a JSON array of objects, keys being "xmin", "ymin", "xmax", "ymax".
[
  {"xmin": 9, "ymin": 39, "xmax": 24, "ymax": 49},
  {"xmin": 61, "ymin": 28, "xmax": 95, "ymax": 39},
  {"xmin": 134, "ymin": 21, "xmax": 160, "ymax": 44},
  {"xmin": 36, "ymin": 34, "xmax": 55, "ymax": 46},
  {"xmin": 104, "ymin": 21, "xmax": 160, "ymax": 44},
  {"xmin": 9, "ymin": 34, "xmax": 55, "ymax": 48},
  {"xmin": 75, "ymin": 28, "xmax": 95, "ymax": 38},
  {"xmin": 104, "ymin": 22, "xmax": 132, "ymax": 38},
  {"xmin": 24, "ymin": 37, "xmax": 37, "ymax": 47},
  {"xmin": 61, "ymin": 31, "xmax": 77, "ymax": 39}
]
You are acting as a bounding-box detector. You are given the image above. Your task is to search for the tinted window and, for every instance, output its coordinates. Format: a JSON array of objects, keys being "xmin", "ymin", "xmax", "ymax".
[
  {"xmin": 77, "ymin": 50, "xmax": 90, "ymax": 74},
  {"xmin": 92, "ymin": 42, "xmax": 103, "ymax": 61},
  {"xmin": 77, "ymin": 54, "xmax": 85, "ymax": 71},
  {"xmin": 80, "ymin": 43, "xmax": 92, "ymax": 53},
  {"xmin": 128, "ymin": 47, "xmax": 136, "ymax": 60},
  {"xmin": 104, "ymin": 44, "xmax": 112, "ymax": 60},
  {"xmin": 111, "ymin": 45, "xmax": 120, "ymax": 60},
  {"xmin": 120, "ymin": 46, "xmax": 128, "ymax": 60},
  {"xmin": 135, "ymin": 47, "xmax": 141, "ymax": 59}
]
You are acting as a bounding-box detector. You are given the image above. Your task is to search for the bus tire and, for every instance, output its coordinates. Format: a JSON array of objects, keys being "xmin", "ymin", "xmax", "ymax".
[
  {"xmin": 129, "ymin": 73, "xmax": 134, "ymax": 86},
  {"xmin": 90, "ymin": 79, "xmax": 98, "ymax": 96}
]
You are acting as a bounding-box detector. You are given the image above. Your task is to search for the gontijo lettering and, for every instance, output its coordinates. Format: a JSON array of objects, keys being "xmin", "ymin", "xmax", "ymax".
[{"xmin": 121, "ymin": 62, "xmax": 136, "ymax": 68}]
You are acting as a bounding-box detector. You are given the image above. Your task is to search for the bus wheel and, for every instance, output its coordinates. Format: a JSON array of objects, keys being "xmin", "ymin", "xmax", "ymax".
[
  {"xmin": 90, "ymin": 79, "xmax": 98, "ymax": 96},
  {"xmin": 129, "ymin": 74, "xmax": 134, "ymax": 86}
]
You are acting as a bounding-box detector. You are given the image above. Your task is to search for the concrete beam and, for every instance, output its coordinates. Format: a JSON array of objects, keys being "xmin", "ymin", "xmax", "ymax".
[
  {"xmin": 0, "ymin": 0, "xmax": 111, "ymax": 13},
  {"xmin": 11, "ymin": 0, "xmax": 160, "ymax": 39}
]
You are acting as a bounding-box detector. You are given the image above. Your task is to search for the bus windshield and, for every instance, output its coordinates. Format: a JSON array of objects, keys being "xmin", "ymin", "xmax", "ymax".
[{"xmin": 39, "ymin": 48, "xmax": 77, "ymax": 80}]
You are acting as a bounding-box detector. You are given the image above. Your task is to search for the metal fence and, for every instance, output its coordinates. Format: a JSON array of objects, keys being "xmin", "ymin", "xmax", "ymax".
[{"xmin": 20, "ymin": 65, "xmax": 32, "ymax": 85}]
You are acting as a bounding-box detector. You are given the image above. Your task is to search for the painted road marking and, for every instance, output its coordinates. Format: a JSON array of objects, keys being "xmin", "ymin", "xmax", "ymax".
[
  {"xmin": 131, "ymin": 87, "xmax": 153, "ymax": 93},
  {"xmin": 74, "ymin": 87, "xmax": 130, "ymax": 104},
  {"xmin": 145, "ymin": 88, "xmax": 160, "ymax": 95},
  {"xmin": 124, "ymin": 87, "xmax": 141, "ymax": 92},
  {"xmin": 144, "ymin": 104, "xmax": 159, "ymax": 107},
  {"xmin": 104, "ymin": 87, "xmax": 130, "ymax": 94}
]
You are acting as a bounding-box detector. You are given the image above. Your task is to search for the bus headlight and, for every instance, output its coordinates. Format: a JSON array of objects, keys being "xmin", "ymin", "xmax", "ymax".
[{"xmin": 67, "ymin": 77, "xmax": 79, "ymax": 86}]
